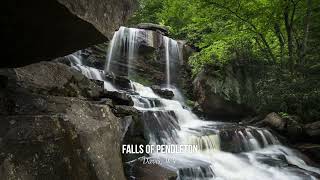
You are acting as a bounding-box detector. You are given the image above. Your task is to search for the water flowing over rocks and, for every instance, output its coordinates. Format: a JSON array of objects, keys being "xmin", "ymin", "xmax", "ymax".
[
  {"xmin": 68, "ymin": 27, "xmax": 320, "ymax": 179},
  {"xmin": 105, "ymin": 26, "xmax": 192, "ymax": 88},
  {"xmin": 1, "ymin": 24, "xmax": 320, "ymax": 179},
  {"xmin": 151, "ymin": 85, "xmax": 174, "ymax": 99},
  {"xmin": 102, "ymin": 91, "xmax": 134, "ymax": 106}
]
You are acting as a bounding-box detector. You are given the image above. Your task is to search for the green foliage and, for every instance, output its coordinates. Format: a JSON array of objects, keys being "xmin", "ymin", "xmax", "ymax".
[
  {"xmin": 131, "ymin": 0, "xmax": 320, "ymax": 121},
  {"xmin": 130, "ymin": 74, "xmax": 153, "ymax": 86},
  {"xmin": 279, "ymin": 112, "xmax": 290, "ymax": 119},
  {"xmin": 128, "ymin": 0, "xmax": 164, "ymax": 25},
  {"xmin": 256, "ymin": 66, "xmax": 320, "ymax": 122},
  {"xmin": 131, "ymin": 0, "xmax": 320, "ymax": 72},
  {"xmin": 185, "ymin": 99, "xmax": 196, "ymax": 108}
]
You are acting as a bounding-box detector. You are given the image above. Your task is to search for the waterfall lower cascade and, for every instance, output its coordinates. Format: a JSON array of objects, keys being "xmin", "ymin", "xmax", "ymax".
[{"xmin": 68, "ymin": 27, "xmax": 320, "ymax": 180}]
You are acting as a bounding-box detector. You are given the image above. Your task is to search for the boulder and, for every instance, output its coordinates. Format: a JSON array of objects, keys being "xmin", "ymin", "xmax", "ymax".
[
  {"xmin": 136, "ymin": 23, "xmax": 169, "ymax": 36},
  {"xmin": 304, "ymin": 121, "xmax": 320, "ymax": 138},
  {"xmin": 2, "ymin": 0, "xmax": 137, "ymax": 67},
  {"xmin": 112, "ymin": 105, "xmax": 139, "ymax": 117},
  {"xmin": 295, "ymin": 144, "xmax": 320, "ymax": 164},
  {"xmin": 0, "ymin": 95, "xmax": 125, "ymax": 180},
  {"xmin": 253, "ymin": 113, "xmax": 306, "ymax": 142},
  {"xmin": 193, "ymin": 66, "xmax": 255, "ymax": 120},
  {"xmin": 105, "ymin": 74, "xmax": 132, "ymax": 90},
  {"xmin": 58, "ymin": 0, "xmax": 137, "ymax": 39},
  {"xmin": 0, "ymin": 61, "xmax": 129, "ymax": 179},
  {"xmin": 263, "ymin": 112, "xmax": 286, "ymax": 131},
  {"xmin": 102, "ymin": 91, "xmax": 134, "ymax": 106},
  {"xmin": 119, "ymin": 116, "xmax": 134, "ymax": 141},
  {"xmin": 0, "ymin": 62, "xmax": 103, "ymax": 99},
  {"xmin": 151, "ymin": 85, "xmax": 174, "ymax": 99},
  {"xmin": 286, "ymin": 117, "xmax": 303, "ymax": 138},
  {"xmin": 80, "ymin": 43, "xmax": 110, "ymax": 70},
  {"xmin": 122, "ymin": 119, "xmax": 148, "ymax": 162}
]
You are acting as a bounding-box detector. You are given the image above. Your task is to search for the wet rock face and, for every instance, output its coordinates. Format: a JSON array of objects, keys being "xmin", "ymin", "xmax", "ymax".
[
  {"xmin": 105, "ymin": 74, "xmax": 133, "ymax": 90},
  {"xmin": 102, "ymin": 91, "xmax": 134, "ymax": 106},
  {"xmin": 151, "ymin": 85, "xmax": 174, "ymax": 99},
  {"xmin": 0, "ymin": 62, "xmax": 126, "ymax": 180},
  {"xmin": 2, "ymin": 0, "xmax": 137, "ymax": 68},
  {"xmin": 105, "ymin": 27, "xmax": 194, "ymax": 89},
  {"xmin": 193, "ymin": 64, "xmax": 256, "ymax": 120}
]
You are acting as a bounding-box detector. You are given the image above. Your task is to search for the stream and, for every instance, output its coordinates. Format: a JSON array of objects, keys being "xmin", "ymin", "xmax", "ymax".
[{"xmin": 68, "ymin": 26, "xmax": 320, "ymax": 180}]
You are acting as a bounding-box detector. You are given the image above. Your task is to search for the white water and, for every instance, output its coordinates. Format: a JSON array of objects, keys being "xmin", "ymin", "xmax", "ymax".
[
  {"xmin": 128, "ymin": 28, "xmax": 140, "ymax": 78},
  {"xmin": 66, "ymin": 52, "xmax": 116, "ymax": 91},
  {"xmin": 69, "ymin": 27, "xmax": 320, "ymax": 179},
  {"xmin": 129, "ymin": 81, "xmax": 320, "ymax": 180},
  {"xmin": 105, "ymin": 27, "xmax": 141, "ymax": 78},
  {"xmin": 106, "ymin": 27, "xmax": 125, "ymax": 73},
  {"xmin": 106, "ymin": 26, "xmax": 180, "ymax": 87},
  {"xmin": 163, "ymin": 36, "xmax": 171, "ymax": 87},
  {"xmin": 163, "ymin": 35, "xmax": 180, "ymax": 87}
]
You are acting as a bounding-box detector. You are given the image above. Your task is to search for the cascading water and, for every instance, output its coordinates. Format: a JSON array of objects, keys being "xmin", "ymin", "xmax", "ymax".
[
  {"xmin": 128, "ymin": 81, "xmax": 320, "ymax": 180},
  {"xmin": 106, "ymin": 27, "xmax": 125, "ymax": 73},
  {"xmin": 163, "ymin": 35, "xmax": 180, "ymax": 88},
  {"xmin": 65, "ymin": 51, "xmax": 116, "ymax": 91},
  {"xmin": 105, "ymin": 27, "xmax": 141, "ymax": 78},
  {"xmin": 163, "ymin": 36, "xmax": 171, "ymax": 87},
  {"xmin": 72, "ymin": 27, "xmax": 320, "ymax": 179}
]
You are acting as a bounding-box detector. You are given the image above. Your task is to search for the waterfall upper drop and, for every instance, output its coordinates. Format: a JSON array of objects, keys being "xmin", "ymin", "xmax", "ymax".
[
  {"xmin": 105, "ymin": 26, "xmax": 181, "ymax": 87},
  {"xmin": 163, "ymin": 36, "xmax": 171, "ymax": 87}
]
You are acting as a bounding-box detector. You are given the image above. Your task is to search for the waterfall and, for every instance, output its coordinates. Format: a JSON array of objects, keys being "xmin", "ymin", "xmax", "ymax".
[
  {"xmin": 106, "ymin": 26, "xmax": 180, "ymax": 87},
  {"xmin": 187, "ymin": 134, "xmax": 221, "ymax": 152},
  {"xmin": 163, "ymin": 36, "xmax": 180, "ymax": 87},
  {"xmin": 127, "ymin": 28, "xmax": 140, "ymax": 78},
  {"xmin": 105, "ymin": 27, "xmax": 140, "ymax": 77},
  {"xmin": 70, "ymin": 26, "xmax": 320, "ymax": 180},
  {"xmin": 126, "ymin": 81, "xmax": 320, "ymax": 179},
  {"xmin": 106, "ymin": 27, "xmax": 125, "ymax": 73},
  {"xmin": 163, "ymin": 36, "xmax": 171, "ymax": 87},
  {"xmin": 66, "ymin": 52, "xmax": 116, "ymax": 91}
]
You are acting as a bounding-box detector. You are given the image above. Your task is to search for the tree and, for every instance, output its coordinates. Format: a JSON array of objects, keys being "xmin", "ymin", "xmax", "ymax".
[{"xmin": 130, "ymin": 0, "xmax": 320, "ymax": 74}]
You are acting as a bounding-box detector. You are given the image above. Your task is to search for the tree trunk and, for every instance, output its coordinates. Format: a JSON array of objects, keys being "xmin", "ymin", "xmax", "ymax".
[
  {"xmin": 258, "ymin": 33, "xmax": 277, "ymax": 63},
  {"xmin": 274, "ymin": 23, "xmax": 285, "ymax": 67},
  {"xmin": 284, "ymin": 3, "xmax": 294, "ymax": 71},
  {"xmin": 300, "ymin": 0, "xmax": 312, "ymax": 64}
]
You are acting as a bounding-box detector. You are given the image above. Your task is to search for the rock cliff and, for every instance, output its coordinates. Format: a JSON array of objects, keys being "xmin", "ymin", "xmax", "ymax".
[
  {"xmin": 0, "ymin": 62, "xmax": 126, "ymax": 180},
  {"xmin": 1, "ymin": 0, "xmax": 137, "ymax": 68}
]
